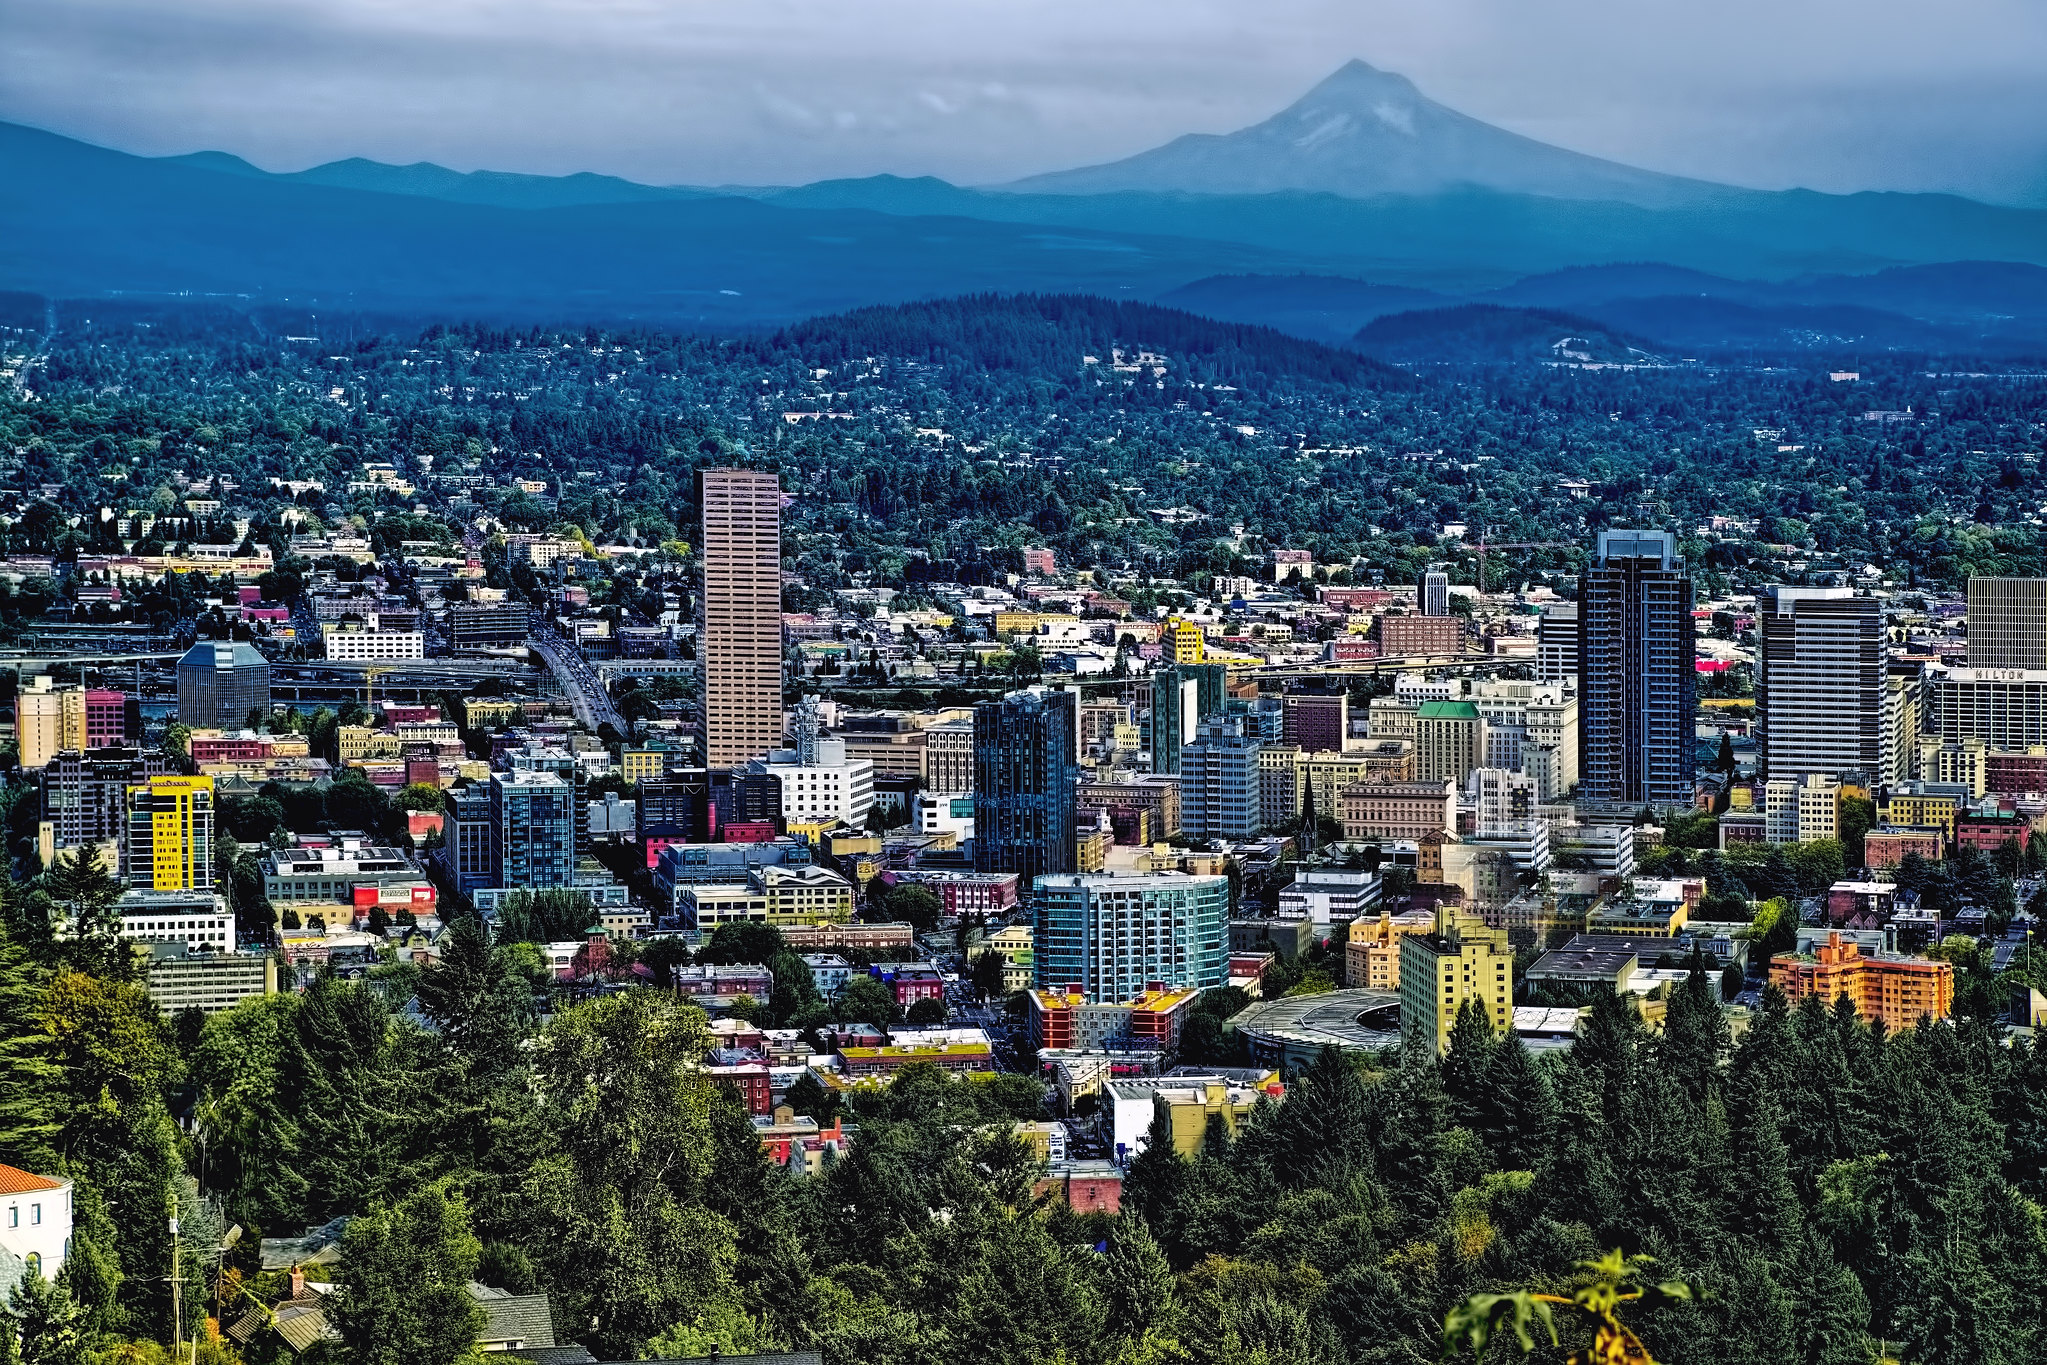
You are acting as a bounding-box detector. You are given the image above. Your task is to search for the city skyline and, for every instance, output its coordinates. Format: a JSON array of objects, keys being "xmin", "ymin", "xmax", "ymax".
[{"xmin": 3, "ymin": 59, "xmax": 2043, "ymax": 1350}]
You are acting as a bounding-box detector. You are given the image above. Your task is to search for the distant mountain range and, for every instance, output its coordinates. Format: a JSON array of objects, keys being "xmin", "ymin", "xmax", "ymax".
[
  {"xmin": 168, "ymin": 148, "xmax": 713, "ymax": 210},
  {"xmin": 4, "ymin": 60, "xmax": 2046, "ymax": 351}
]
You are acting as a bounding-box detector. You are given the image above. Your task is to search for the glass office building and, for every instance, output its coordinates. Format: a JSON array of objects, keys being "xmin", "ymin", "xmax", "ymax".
[
  {"xmin": 1578, "ymin": 530, "xmax": 1696, "ymax": 807},
  {"xmin": 176, "ymin": 641, "xmax": 271, "ymax": 729}
]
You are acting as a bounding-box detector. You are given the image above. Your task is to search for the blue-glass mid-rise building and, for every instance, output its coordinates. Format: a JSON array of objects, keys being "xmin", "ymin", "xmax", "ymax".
[
  {"xmin": 1033, "ymin": 872, "xmax": 1229, "ymax": 1002},
  {"xmin": 1418, "ymin": 566, "xmax": 1450, "ymax": 617},
  {"xmin": 1228, "ymin": 694, "xmax": 1286, "ymax": 744},
  {"xmin": 1179, "ymin": 716, "xmax": 1264, "ymax": 841},
  {"xmin": 489, "ymin": 770, "xmax": 576, "ymax": 889},
  {"xmin": 974, "ymin": 687, "xmax": 1078, "ymax": 887},
  {"xmin": 1579, "ymin": 529, "xmax": 1697, "ymax": 807},
  {"xmin": 506, "ymin": 743, "xmax": 590, "ymax": 854}
]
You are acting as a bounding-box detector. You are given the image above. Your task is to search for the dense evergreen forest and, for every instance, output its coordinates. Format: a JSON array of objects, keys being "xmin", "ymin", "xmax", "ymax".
[
  {"xmin": 4, "ymin": 295, "xmax": 2046, "ymax": 596},
  {"xmin": 6, "ymin": 897, "xmax": 2047, "ymax": 1365}
]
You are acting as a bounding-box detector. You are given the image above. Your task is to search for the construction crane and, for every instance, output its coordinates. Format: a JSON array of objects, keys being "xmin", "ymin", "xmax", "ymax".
[
  {"xmin": 362, "ymin": 664, "xmax": 393, "ymax": 716},
  {"xmin": 1471, "ymin": 530, "xmax": 1575, "ymax": 593},
  {"xmin": 1461, "ymin": 485, "xmax": 1578, "ymax": 594}
]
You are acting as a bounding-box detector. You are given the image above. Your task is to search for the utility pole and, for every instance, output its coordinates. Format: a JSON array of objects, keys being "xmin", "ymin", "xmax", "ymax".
[
  {"xmin": 169, "ymin": 1191, "xmax": 181, "ymax": 1357},
  {"xmin": 214, "ymin": 1225, "xmax": 241, "ymax": 1364}
]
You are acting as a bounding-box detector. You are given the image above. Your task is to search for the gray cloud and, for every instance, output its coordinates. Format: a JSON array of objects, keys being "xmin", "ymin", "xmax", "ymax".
[{"xmin": 1, "ymin": 0, "xmax": 2042, "ymax": 204}]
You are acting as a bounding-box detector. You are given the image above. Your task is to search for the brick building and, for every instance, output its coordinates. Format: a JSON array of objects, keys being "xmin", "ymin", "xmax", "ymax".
[
  {"xmin": 705, "ymin": 1056, "xmax": 772, "ymax": 1115},
  {"xmin": 1076, "ymin": 773, "xmax": 1182, "ymax": 843},
  {"xmin": 780, "ymin": 921, "xmax": 918, "ymax": 953},
  {"xmin": 1282, "ymin": 693, "xmax": 1347, "ymax": 754},
  {"xmin": 867, "ymin": 962, "xmax": 946, "ymax": 1008},
  {"xmin": 1957, "ymin": 809, "xmax": 2030, "ymax": 854},
  {"xmin": 1861, "ymin": 827, "xmax": 1944, "ymax": 869},
  {"xmin": 1380, "ymin": 614, "xmax": 1465, "ymax": 658}
]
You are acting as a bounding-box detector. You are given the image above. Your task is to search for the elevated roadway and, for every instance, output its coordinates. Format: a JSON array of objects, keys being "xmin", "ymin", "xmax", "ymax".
[
  {"xmin": 282, "ymin": 657, "xmax": 526, "ymax": 679},
  {"xmin": 528, "ymin": 628, "xmax": 625, "ymax": 733},
  {"xmin": 1240, "ymin": 652, "xmax": 1526, "ymax": 680},
  {"xmin": 595, "ymin": 659, "xmax": 694, "ymax": 681},
  {"xmin": 0, "ymin": 651, "xmax": 185, "ymax": 671},
  {"xmin": 0, "ymin": 651, "xmax": 525, "ymax": 678}
]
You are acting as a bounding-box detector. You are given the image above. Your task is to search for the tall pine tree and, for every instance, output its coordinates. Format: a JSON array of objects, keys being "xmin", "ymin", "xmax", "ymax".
[{"xmin": 0, "ymin": 924, "xmax": 57, "ymax": 1171}]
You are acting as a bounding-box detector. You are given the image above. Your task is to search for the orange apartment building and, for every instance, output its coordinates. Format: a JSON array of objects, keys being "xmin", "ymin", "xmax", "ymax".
[
  {"xmin": 1028, "ymin": 985, "xmax": 1201, "ymax": 1051},
  {"xmin": 1128, "ymin": 987, "xmax": 1200, "ymax": 1049},
  {"xmin": 1769, "ymin": 932, "xmax": 1954, "ymax": 1028}
]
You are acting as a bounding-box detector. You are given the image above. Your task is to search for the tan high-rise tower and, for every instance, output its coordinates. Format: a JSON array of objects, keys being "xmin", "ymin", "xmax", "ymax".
[{"xmin": 700, "ymin": 469, "xmax": 784, "ymax": 769}]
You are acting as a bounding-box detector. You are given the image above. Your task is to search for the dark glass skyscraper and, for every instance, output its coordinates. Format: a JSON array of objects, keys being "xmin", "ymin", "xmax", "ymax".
[
  {"xmin": 42, "ymin": 746, "xmax": 171, "ymax": 852},
  {"xmin": 710, "ymin": 768, "xmax": 784, "ymax": 830},
  {"xmin": 974, "ymin": 687, "xmax": 1078, "ymax": 887},
  {"xmin": 1579, "ymin": 530, "xmax": 1696, "ymax": 807},
  {"xmin": 638, "ymin": 770, "xmax": 715, "ymax": 849},
  {"xmin": 1148, "ymin": 662, "xmax": 1228, "ymax": 775}
]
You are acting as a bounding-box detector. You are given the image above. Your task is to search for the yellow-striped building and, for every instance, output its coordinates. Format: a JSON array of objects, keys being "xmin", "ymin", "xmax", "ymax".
[{"xmin": 125, "ymin": 775, "xmax": 215, "ymax": 892}]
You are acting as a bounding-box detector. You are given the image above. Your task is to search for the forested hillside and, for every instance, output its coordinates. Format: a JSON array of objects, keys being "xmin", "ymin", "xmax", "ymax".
[
  {"xmin": 5, "ymin": 294, "xmax": 2047, "ymax": 600},
  {"xmin": 772, "ymin": 295, "xmax": 1394, "ymax": 385},
  {"xmin": 1351, "ymin": 304, "xmax": 1658, "ymax": 365}
]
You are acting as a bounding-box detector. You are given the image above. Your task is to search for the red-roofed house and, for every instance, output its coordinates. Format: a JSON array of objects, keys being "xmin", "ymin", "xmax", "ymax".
[{"xmin": 0, "ymin": 1164, "xmax": 70, "ymax": 1281}]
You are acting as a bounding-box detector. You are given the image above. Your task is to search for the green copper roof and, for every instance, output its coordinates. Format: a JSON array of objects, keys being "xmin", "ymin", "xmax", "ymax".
[{"xmin": 1415, "ymin": 700, "xmax": 1480, "ymax": 719}]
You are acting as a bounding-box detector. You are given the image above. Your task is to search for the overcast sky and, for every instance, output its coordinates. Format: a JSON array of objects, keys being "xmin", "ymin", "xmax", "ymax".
[{"xmin": 4, "ymin": 0, "xmax": 2044, "ymax": 204}]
